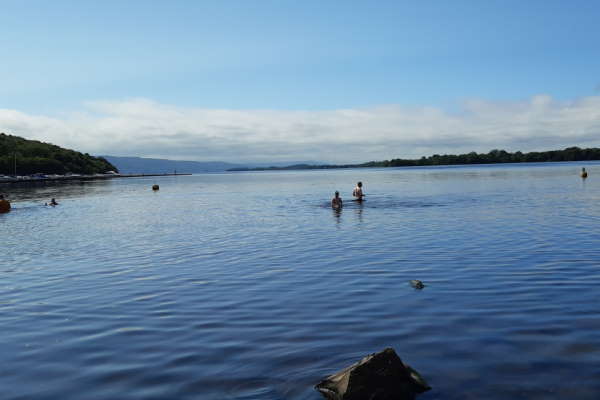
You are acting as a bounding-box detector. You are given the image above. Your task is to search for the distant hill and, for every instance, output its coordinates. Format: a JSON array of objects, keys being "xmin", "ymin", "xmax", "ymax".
[
  {"xmin": 101, "ymin": 156, "xmax": 326, "ymax": 174},
  {"xmin": 101, "ymin": 156, "xmax": 243, "ymax": 174},
  {"xmin": 0, "ymin": 133, "xmax": 117, "ymax": 175}
]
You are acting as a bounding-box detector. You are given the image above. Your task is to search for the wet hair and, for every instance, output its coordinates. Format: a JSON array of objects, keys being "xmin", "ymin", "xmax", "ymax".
[
  {"xmin": 335, "ymin": 191, "xmax": 339, "ymax": 196},
  {"xmin": 0, "ymin": 194, "xmax": 4, "ymax": 199},
  {"xmin": 357, "ymin": 182, "xmax": 362, "ymax": 187}
]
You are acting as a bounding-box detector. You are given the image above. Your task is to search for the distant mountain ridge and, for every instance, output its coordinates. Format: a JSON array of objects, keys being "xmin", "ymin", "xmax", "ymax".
[
  {"xmin": 100, "ymin": 156, "xmax": 242, "ymax": 174},
  {"xmin": 101, "ymin": 155, "xmax": 326, "ymax": 174}
]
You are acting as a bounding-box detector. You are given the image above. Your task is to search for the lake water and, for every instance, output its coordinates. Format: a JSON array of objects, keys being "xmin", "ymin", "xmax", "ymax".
[{"xmin": 2, "ymin": 162, "xmax": 600, "ymax": 400}]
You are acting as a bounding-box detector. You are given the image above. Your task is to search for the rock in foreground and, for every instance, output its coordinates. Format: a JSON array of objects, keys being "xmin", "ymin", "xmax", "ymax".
[
  {"xmin": 410, "ymin": 280, "xmax": 425, "ymax": 289},
  {"xmin": 315, "ymin": 348, "xmax": 430, "ymax": 400}
]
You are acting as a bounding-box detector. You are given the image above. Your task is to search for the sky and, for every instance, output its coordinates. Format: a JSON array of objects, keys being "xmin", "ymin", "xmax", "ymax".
[{"xmin": 1, "ymin": 0, "xmax": 600, "ymax": 163}]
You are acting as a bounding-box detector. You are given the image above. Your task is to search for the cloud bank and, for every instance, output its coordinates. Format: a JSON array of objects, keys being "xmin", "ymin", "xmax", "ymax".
[{"xmin": 1, "ymin": 95, "xmax": 600, "ymax": 163}]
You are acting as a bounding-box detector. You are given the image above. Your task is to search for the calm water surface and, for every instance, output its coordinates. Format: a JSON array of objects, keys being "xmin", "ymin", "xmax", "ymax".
[{"xmin": 2, "ymin": 163, "xmax": 600, "ymax": 399}]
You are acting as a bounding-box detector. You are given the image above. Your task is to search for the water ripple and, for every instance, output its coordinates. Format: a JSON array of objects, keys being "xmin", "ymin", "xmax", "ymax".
[{"xmin": 2, "ymin": 164, "xmax": 600, "ymax": 399}]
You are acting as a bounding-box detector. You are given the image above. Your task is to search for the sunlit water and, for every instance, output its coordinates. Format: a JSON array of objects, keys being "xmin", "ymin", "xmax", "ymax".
[{"xmin": 2, "ymin": 163, "xmax": 600, "ymax": 400}]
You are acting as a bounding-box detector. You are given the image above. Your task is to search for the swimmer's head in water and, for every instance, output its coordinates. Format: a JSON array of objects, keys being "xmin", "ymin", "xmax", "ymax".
[
  {"xmin": 334, "ymin": 191, "xmax": 340, "ymax": 197},
  {"xmin": 357, "ymin": 182, "xmax": 362, "ymax": 187}
]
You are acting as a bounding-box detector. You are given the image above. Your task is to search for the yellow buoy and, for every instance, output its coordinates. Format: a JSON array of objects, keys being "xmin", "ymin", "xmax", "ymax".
[
  {"xmin": 0, "ymin": 199, "xmax": 11, "ymax": 214},
  {"xmin": 152, "ymin": 184, "xmax": 160, "ymax": 191}
]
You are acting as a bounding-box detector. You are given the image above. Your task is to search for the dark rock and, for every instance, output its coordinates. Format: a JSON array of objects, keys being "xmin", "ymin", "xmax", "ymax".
[
  {"xmin": 315, "ymin": 348, "xmax": 431, "ymax": 400},
  {"xmin": 410, "ymin": 280, "xmax": 425, "ymax": 289}
]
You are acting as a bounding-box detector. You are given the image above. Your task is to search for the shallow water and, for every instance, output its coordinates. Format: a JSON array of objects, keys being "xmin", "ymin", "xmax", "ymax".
[{"xmin": 2, "ymin": 162, "xmax": 600, "ymax": 399}]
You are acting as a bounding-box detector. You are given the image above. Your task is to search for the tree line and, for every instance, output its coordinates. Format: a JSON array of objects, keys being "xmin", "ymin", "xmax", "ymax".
[
  {"xmin": 230, "ymin": 147, "xmax": 600, "ymax": 171},
  {"xmin": 361, "ymin": 147, "xmax": 600, "ymax": 167},
  {"xmin": 0, "ymin": 133, "xmax": 117, "ymax": 175}
]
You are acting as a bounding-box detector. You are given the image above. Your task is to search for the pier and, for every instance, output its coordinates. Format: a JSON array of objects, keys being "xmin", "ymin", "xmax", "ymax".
[{"xmin": 0, "ymin": 173, "xmax": 192, "ymax": 185}]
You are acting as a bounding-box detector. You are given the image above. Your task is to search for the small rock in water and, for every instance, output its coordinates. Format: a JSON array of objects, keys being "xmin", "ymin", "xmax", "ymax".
[
  {"xmin": 410, "ymin": 280, "xmax": 425, "ymax": 289},
  {"xmin": 315, "ymin": 347, "xmax": 431, "ymax": 400}
]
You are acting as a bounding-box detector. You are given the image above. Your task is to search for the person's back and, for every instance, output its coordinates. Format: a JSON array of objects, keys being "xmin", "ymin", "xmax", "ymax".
[
  {"xmin": 0, "ymin": 195, "xmax": 11, "ymax": 214},
  {"xmin": 352, "ymin": 181, "xmax": 364, "ymax": 201}
]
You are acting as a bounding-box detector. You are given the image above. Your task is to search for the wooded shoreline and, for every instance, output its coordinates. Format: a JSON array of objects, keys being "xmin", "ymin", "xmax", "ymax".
[{"xmin": 229, "ymin": 147, "xmax": 600, "ymax": 171}]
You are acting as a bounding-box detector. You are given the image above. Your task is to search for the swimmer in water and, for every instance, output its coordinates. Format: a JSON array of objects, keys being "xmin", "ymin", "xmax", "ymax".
[
  {"xmin": 331, "ymin": 191, "xmax": 343, "ymax": 209},
  {"xmin": 352, "ymin": 181, "xmax": 364, "ymax": 201},
  {"xmin": 49, "ymin": 198, "xmax": 59, "ymax": 206}
]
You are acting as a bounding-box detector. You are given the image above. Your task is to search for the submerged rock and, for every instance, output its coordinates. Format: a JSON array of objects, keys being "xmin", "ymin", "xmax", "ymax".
[
  {"xmin": 410, "ymin": 280, "xmax": 425, "ymax": 289},
  {"xmin": 315, "ymin": 348, "xmax": 430, "ymax": 400}
]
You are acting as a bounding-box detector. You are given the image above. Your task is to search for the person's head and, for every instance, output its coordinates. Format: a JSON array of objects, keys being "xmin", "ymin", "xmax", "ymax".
[
  {"xmin": 582, "ymin": 167, "xmax": 586, "ymax": 171},
  {"xmin": 0, "ymin": 194, "xmax": 4, "ymax": 200},
  {"xmin": 357, "ymin": 181, "xmax": 362, "ymax": 187},
  {"xmin": 334, "ymin": 191, "xmax": 340, "ymax": 198}
]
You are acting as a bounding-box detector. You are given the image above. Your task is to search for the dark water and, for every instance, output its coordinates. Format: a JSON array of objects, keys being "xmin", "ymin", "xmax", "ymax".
[{"xmin": 2, "ymin": 163, "xmax": 600, "ymax": 399}]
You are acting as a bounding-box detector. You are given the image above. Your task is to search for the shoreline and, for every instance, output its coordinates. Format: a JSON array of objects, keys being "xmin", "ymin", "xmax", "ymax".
[{"xmin": 0, "ymin": 173, "xmax": 191, "ymax": 185}]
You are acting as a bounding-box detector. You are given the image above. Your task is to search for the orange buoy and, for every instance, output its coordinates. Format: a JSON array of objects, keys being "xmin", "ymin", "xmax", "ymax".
[
  {"xmin": 152, "ymin": 184, "xmax": 159, "ymax": 191},
  {"xmin": 0, "ymin": 199, "xmax": 11, "ymax": 214}
]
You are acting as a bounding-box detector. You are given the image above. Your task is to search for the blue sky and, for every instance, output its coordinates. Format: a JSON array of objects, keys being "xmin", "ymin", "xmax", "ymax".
[{"xmin": 1, "ymin": 1, "xmax": 600, "ymax": 162}]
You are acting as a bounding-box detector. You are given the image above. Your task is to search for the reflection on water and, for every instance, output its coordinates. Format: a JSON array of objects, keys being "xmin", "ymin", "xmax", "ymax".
[
  {"xmin": 2, "ymin": 162, "xmax": 600, "ymax": 400},
  {"xmin": 2, "ymin": 179, "xmax": 115, "ymax": 206},
  {"xmin": 353, "ymin": 201, "xmax": 363, "ymax": 222},
  {"xmin": 331, "ymin": 207, "xmax": 342, "ymax": 224}
]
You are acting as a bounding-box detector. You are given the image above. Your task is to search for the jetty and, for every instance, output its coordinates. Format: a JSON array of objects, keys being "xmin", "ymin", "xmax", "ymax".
[{"xmin": 0, "ymin": 173, "xmax": 191, "ymax": 185}]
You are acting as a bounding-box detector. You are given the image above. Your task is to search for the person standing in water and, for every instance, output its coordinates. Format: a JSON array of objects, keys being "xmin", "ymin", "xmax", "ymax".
[
  {"xmin": 0, "ymin": 194, "xmax": 11, "ymax": 213},
  {"xmin": 352, "ymin": 181, "xmax": 364, "ymax": 201},
  {"xmin": 331, "ymin": 191, "xmax": 343, "ymax": 209}
]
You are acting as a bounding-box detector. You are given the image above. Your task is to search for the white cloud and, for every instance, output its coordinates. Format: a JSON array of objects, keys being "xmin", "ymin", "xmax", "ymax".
[{"xmin": 2, "ymin": 95, "xmax": 600, "ymax": 163}]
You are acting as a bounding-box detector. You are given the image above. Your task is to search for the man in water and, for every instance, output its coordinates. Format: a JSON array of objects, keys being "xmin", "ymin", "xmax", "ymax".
[
  {"xmin": 331, "ymin": 191, "xmax": 343, "ymax": 209},
  {"xmin": 49, "ymin": 198, "xmax": 59, "ymax": 206},
  {"xmin": 0, "ymin": 194, "xmax": 11, "ymax": 213},
  {"xmin": 352, "ymin": 181, "xmax": 364, "ymax": 201}
]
